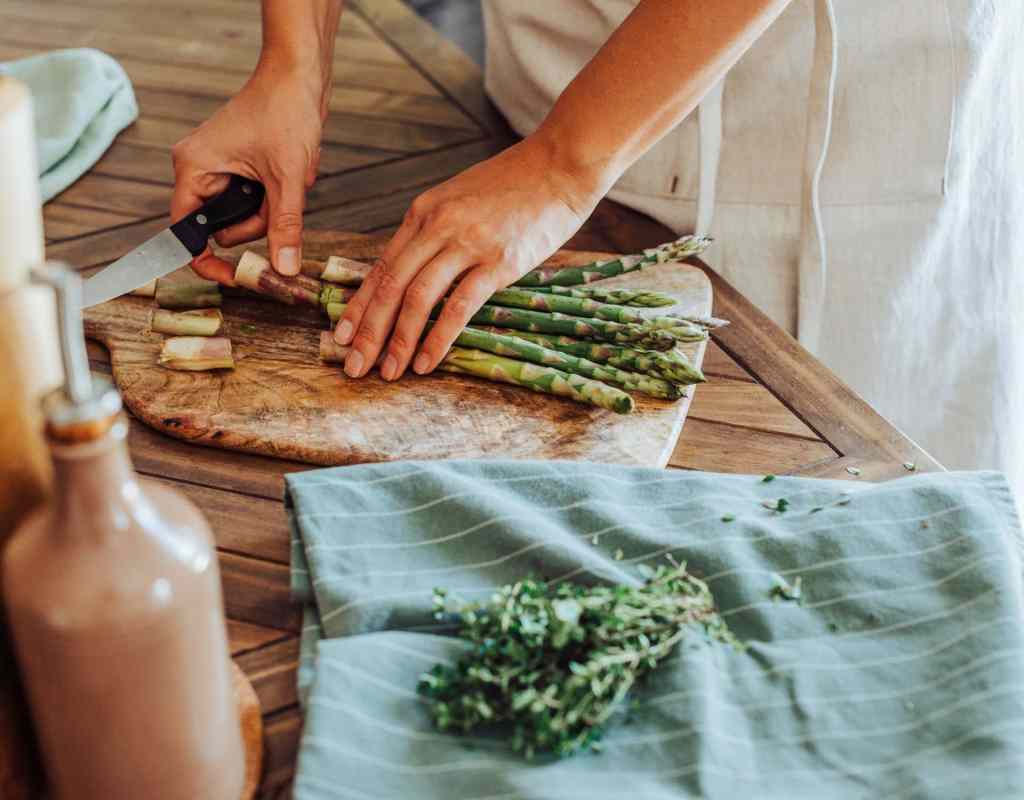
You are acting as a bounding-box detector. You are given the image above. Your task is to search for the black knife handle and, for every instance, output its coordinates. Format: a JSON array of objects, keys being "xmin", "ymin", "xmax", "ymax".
[{"xmin": 170, "ymin": 174, "xmax": 266, "ymax": 256}]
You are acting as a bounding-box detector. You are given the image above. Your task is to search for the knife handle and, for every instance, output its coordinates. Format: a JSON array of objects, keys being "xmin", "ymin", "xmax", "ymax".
[{"xmin": 169, "ymin": 174, "xmax": 266, "ymax": 256}]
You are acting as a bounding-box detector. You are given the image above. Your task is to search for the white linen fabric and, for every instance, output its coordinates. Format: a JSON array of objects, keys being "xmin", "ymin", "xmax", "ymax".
[{"xmin": 483, "ymin": 0, "xmax": 1024, "ymax": 496}]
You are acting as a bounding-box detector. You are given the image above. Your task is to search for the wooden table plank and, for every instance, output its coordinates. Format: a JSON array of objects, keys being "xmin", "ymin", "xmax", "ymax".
[
  {"xmin": 228, "ymin": 620, "xmax": 291, "ymax": 657},
  {"xmin": 132, "ymin": 88, "xmax": 475, "ymax": 155},
  {"xmin": 42, "ymin": 203, "xmax": 138, "ymax": 243},
  {"xmin": 688, "ymin": 378, "xmax": 824, "ymax": 441},
  {"xmin": 669, "ymin": 418, "xmax": 838, "ymax": 475}
]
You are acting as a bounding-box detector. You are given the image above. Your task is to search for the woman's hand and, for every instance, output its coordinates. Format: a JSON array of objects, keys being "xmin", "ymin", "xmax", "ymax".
[
  {"xmin": 334, "ymin": 135, "xmax": 602, "ymax": 381},
  {"xmin": 170, "ymin": 59, "xmax": 326, "ymax": 284}
]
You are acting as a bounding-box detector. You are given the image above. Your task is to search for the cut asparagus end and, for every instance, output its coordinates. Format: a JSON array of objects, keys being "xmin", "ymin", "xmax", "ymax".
[
  {"xmin": 154, "ymin": 278, "xmax": 222, "ymax": 309},
  {"xmin": 158, "ymin": 337, "xmax": 235, "ymax": 371},
  {"xmin": 319, "ymin": 331, "xmax": 350, "ymax": 363},
  {"xmin": 234, "ymin": 250, "xmax": 323, "ymax": 307},
  {"xmin": 319, "ymin": 284, "xmax": 357, "ymax": 307},
  {"xmin": 326, "ymin": 302, "xmax": 346, "ymax": 323},
  {"xmin": 129, "ymin": 279, "xmax": 157, "ymax": 298},
  {"xmin": 150, "ymin": 308, "xmax": 224, "ymax": 337},
  {"xmin": 322, "ymin": 255, "xmax": 373, "ymax": 286}
]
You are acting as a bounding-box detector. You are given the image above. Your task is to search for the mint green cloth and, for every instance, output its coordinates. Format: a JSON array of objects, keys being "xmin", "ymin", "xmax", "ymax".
[
  {"xmin": 0, "ymin": 48, "xmax": 137, "ymax": 201},
  {"xmin": 286, "ymin": 462, "xmax": 1024, "ymax": 799}
]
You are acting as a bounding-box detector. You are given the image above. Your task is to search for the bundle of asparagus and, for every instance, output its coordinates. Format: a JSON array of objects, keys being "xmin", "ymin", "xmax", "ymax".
[{"xmin": 236, "ymin": 235, "xmax": 722, "ymax": 412}]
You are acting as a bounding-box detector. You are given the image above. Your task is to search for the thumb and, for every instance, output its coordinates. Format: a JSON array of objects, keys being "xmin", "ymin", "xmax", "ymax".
[{"xmin": 266, "ymin": 177, "xmax": 306, "ymax": 276}]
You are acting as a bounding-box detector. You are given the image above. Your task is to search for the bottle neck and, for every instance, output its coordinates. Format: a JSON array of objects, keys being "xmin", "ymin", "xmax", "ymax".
[{"xmin": 50, "ymin": 419, "xmax": 143, "ymax": 542}]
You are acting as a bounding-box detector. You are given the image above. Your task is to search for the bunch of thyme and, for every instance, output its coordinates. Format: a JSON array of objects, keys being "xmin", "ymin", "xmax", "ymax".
[{"xmin": 417, "ymin": 562, "xmax": 741, "ymax": 758}]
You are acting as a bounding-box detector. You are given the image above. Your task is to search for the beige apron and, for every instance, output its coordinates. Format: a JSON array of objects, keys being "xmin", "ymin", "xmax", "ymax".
[{"xmin": 484, "ymin": 0, "xmax": 1024, "ymax": 496}]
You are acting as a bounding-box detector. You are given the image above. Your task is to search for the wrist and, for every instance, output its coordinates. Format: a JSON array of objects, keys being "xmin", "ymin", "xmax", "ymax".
[{"xmin": 529, "ymin": 119, "xmax": 625, "ymax": 211}]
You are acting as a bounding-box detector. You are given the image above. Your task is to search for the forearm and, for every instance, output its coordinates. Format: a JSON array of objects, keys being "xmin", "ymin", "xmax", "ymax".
[
  {"xmin": 260, "ymin": 0, "xmax": 345, "ymax": 100},
  {"xmin": 535, "ymin": 0, "xmax": 793, "ymax": 201}
]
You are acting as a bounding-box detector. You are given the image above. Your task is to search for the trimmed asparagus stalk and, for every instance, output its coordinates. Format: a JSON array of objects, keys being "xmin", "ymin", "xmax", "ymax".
[
  {"xmin": 129, "ymin": 279, "xmax": 157, "ymax": 298},
  {"xmin": 532, "ymin": 285, "xmax": 677, "ymax": 307},
  {"xmin": 325, "ymin": 301, "xmax": 675, "ymax": 350},
  {"xmin": 317, "ymin": 334, "xmax": 635, "ymax": 412},
  {"xmin": 513, "ymin": 234, "xmax": 712, "ymax": 287},
  {"xmin": 158, "ymin": 337, "xmax": 234, "ymax": 371},
  {"xmin": 443, "ymin": 347, "xmax": 634, "ymax": 414},
  {"xmin": 301, "ymin": 255, "xmax": 374, "ymax": 286},
  {"xmin": 150, "ymin": 308, "xmax": 223, "ymax": 337},
  {"xmin": 471, "ymin": 304, "xmax": 676, "ymax": 350},
  {"xmin": 236, "ymin": 251, "xmax": 322, "ymax": 307},
  {"xmin": 670, "ymin": 313, "xmax": 731, "ymax": 330},
  {"xmin": 154, "ymin": 278, "xmax": 222, "ymax": 309},
  {"xmin": 453, "ymin": 326, "xmax": 684, "ymax": 400},
  {"xmin": 473, "ymin": 327, "xmax": 706, "ymax": 385}
]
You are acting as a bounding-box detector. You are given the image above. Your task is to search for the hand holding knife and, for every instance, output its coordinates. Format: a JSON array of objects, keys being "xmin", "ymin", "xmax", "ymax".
[{"xmin": 82, "ymin": 175, "xmax": 265, "ymax": 308}]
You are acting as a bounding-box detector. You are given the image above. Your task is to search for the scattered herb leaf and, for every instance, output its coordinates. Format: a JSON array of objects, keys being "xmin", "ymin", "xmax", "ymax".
[
  {"xmin": 418, "ymin": 566, "xmax": 742, "ymax": 758},
  {"xmin": 721, "ymin": 514, "xmax": 736, "ymax": 523},
  {"xmin": 836, "ymin": 497, "xmax": 851, "ymax": 507},
  {"xmin": 810, "ymin": 506, "xmax": 824, "ymax": 514},
  {"xmin": 903, "ymin": 462, "xmax": 917, "ymax": 472},
  {"xmin": 845, "ymin": 466, "xmax": 862, "ymax": 477},
  {"xmin": 769, "ymin": 575, "xmax": 802, "ymax": 604},
  {"xmin": 762, "ymin": 498, "xmax": 790, "ymax": 513},
  {"xmin": 762, "ymin": 474, "xmax": 776, "ymax": 483}
]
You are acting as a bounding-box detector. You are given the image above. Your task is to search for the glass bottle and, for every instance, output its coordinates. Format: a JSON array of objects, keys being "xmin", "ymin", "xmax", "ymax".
[{"xmin": 3, "ymin": 265, "xmax": 244, "ymax": 799}]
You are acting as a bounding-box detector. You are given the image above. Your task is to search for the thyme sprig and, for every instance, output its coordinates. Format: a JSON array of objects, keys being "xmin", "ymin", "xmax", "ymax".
[{"xmin": 417, "ymin": 563, "xmax": 741, "ymax": 758}]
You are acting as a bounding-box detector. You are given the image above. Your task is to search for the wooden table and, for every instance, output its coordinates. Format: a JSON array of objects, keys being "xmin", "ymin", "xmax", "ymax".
[{"xmin": 4, "ymin": 1, "xmax": 940, "ymax": 795}]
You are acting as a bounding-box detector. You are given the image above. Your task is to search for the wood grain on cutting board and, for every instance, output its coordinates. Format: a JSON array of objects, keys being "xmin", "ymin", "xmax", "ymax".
[{"xmin": 83, "ymin": 231, "xmax": 711, "ymax": 468}]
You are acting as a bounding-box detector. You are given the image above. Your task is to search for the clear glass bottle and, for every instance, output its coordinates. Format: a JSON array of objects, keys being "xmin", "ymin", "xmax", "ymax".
[{"xmin": 3, "ymin": 265, "xmax": 244, "ymax": 800}]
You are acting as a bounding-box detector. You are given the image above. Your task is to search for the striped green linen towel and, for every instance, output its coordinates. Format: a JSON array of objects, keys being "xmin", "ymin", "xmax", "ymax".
[{"xmin": 286, "ymin": 461, "xmax": 1024, "ymax": 799}]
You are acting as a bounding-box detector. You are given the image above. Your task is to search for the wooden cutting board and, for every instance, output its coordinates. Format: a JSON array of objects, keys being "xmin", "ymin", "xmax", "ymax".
[{"xmin": 83, "ymin": 231, "xmax": 711, "ymax": 468}]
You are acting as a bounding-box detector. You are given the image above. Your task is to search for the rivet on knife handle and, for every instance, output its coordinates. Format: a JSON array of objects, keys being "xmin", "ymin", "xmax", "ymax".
[{"xmin": 169, "ymin": 174, "xmax": 265, "ymax": 256}]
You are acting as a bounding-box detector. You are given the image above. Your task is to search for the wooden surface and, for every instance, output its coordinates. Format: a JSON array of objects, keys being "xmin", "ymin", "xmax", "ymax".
[
  {"xmin": 84, "ymin": 231, "xmax": 711, "ymax": 469},
  {"xmin": 0, "ymin": 0, "xmax": 942, "ymax": 796}
]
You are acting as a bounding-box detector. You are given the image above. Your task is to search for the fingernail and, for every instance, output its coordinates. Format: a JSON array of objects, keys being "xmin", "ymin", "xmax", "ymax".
[
  {"xmin": 344, "ymin": 349, "xmax": 365, "ymax": 378},
  {"xmin": 277, "ymin": 247, "xmax": 300, "ymax": 275},
  {"xmin": 381, "ymin": 354, "xmax": 398, "ymax": 381},
  {"xmin": 413, "ymin": 352, "xmax": 431, "ymax": 375},
  {"xmin": 335, "ymin": 319, "xmax": 353, "ymax": 345}
]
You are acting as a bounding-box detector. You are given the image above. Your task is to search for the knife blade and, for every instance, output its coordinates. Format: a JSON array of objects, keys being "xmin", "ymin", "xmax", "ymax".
[{"xmin": 82, "ymin": 174, "xmax": 265, "ymax": 307}]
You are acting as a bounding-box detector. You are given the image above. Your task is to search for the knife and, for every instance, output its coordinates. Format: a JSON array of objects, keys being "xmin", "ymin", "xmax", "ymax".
[{"xmin": 82, "ymin": 174, "xmax": 265, "ymax": 308}]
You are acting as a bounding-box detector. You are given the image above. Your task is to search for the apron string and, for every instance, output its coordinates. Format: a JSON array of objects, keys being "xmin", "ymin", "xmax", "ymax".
[
  {"xmin": 696, "ymin": 80, "xmax": 725, "ymax": 238},
  {"xmin": 797, "ymin": 0, "xmax": 840, "ymax": 349}
]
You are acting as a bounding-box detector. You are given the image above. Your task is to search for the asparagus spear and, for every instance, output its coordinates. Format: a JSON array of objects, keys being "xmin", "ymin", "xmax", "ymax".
[
  {"xmin": 444, "ymin": 348, "xmax": 635, "ymax": 414},
  {"xmin": 670, "ymin": 313, "xmax": 731, "ymax": 330},
  {"xmin": 513, "ymin": 234, "xmax": 712, "ymax": 287},
  {"xmin": 302, "ymin": 255, "xmax": 373, "ymax": 286},
  {"xmin": 235, "ymin": 251, "xmax": 322, "ymax": 307},
  {"xmin": 317, "ymin": 334, "xmax": 634, "ymax": 413},
  {"xmin": 325, "ymin": 302, "xmax": 676, "ymax": 350},
  {"xmin": 129, "ymin": 279, "xmax": 157, "ymax": 298},
  {"xmin": 154, "ymin": 278, "xmax": 222, "ymax": 309},
  {"xmin": 158, "ymin": 337, "xmax": 234, "ymax": 371},
  {"xmin": 531, "ymin": 285, "xmax": 677, "ymax": 307},
  {"xmin": 488, "ymin": 288, "xmax": 708, "ymax": 343},
  {"xmin": 473, "ymin": 327, "xmax": 706, "ymax": 385},
  {"xmin": 150, "ymin": 308, "xmax": 223, "ymax": 337}
]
